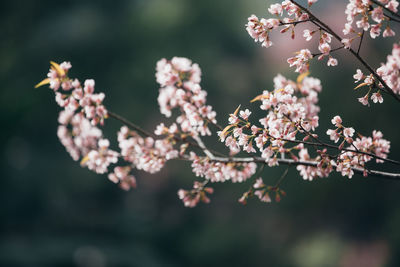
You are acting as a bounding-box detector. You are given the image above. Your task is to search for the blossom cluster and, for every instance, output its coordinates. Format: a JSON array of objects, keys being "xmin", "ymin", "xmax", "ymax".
[
  {"xmin": 37, "ymin": 62, "xmax": 119, "ymax": 176},
  {"xmin": 108, "ymin": 166, "xmax": 137, "ymax": 191},
  {"xmin": 377, "ymin": 42, "xmax": 400, "ymax": 95},
  {"xmin": 118, "ymin": 126, "xmax": 178, "ymax": 174},
  {"xmin": 39, "ymin": 50, "xmax": 396, "ymax": 207},
  {"xmin": 353, "ymin": 69, "xmax": 380, "ymax": 106},
  {"xmin": 44, "ymin": 62, "xmax": 108, "ymax": 126},
  {"xmin": 219, "ymin": 73, "xmax": 391, "ymax": 181},
  {"xmin": 219, "ymin": 73, "xmax": 321, "ymax": 166},
  {"xmin": 238, "ymin": 177, "xmax": 287, "ymax": 204},
  {"xmin": 156, "ymin": 57, "xmax": 217, "ymax": 136},
  {"xmin": 246, "ymin": 0, "xmax": 339, "ymax": 71},
  {"xmin": 304, "ymin": 29, "xmax": 337, "ymax": 66},
  {"xmin": 38, "ymin": 62, "xmax": 174, "ymax": 190},
  {"xmin": 342, "ymin": 0, "xmax": 397, "ymax": 46},
  {"xmin": 190, "ymin": 152, "xmax": 257, "ymax": 183},
  {"xmin": 353, "ymin": 42, "xmax": 400, "ymax": 105},
  {"xmin": 245, "ymin": 14, "xmax": 280, "ymax": 48},
  {"xmin": 326, "ymin": 116, "xmax": 390, "ymax": 177}
]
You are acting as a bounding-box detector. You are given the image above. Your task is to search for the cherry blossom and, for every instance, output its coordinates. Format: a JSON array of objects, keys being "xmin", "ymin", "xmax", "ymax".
[
  {"xmin": 371, "ymin": 91, "xmax": 384, "ymax": 103},
  {"xmin": 358, "ymin": 94, "xmax": 370, "ymax": 106},
  {"xmin": 353, "ymin": 69, "xmax": 364, "ymax": 82}
]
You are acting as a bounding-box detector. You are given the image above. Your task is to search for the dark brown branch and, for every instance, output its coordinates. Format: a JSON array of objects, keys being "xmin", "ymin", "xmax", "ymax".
[
  {"xmin": 357, "ymin": 30, "xmax": 364, "ymax": 55},
  {"xmin": 279, "ymin": 18, "xmax": 315, "ymax": 26},
  {"xmin": 275, "ymin": 167, "xmax": 289, "ymax": 187},
  {"xmin": 370, "ymin": 0, "xmax": 400, "ymax": 21},
  {"xmin": 205, "ymin": 118, "xmax": 223, "ymax": 131},
  {"xmin": 289, "ymin": 0, "xmax": 400, "ymax": 103},
  {"xmin": 386, "ymin": 14, "xmax": 400, "ymax": 23}
]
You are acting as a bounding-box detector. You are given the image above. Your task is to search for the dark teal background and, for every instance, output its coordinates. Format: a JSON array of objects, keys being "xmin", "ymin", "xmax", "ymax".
[{"xmin": 1, "ymin": 0, "xmax": 400, "ymax": 266}]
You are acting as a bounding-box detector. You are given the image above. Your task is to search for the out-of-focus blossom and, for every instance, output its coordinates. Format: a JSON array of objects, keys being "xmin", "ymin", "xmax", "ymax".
[{"xmin": 178, "ymin": 181, "xmax": 214, "ymax": 208}]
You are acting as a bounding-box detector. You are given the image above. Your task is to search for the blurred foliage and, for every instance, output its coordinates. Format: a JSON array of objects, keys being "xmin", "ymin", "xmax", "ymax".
[{"xmin": 1, "ymin": 0, "xmax": 400, "ymax": 266}]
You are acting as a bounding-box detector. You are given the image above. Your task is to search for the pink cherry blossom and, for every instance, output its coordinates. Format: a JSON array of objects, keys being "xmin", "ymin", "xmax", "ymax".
[
  {"xmin": 383, "ymin": 27, "xmax": 395, "ymax": 37},
  {"xmin": 327, "ymin": 129, "xmax": 341, "ymax": 143},
  {"xmin": 327, "ymin": 57, "xmax": 338, "ymax": 66},
  {"xmin": 303, "ymin": 29, "xmax": 314, "ymax": 41},
  {"xmin": 358, "ymin": 94, "xmax": 370, "ymax": 106},
  {"xmin": 342, "ymin": 38, "xmax": 352, "ymax": 49},
  {"xmin": 331, "ymin": 116, "xmax": 342, "ymax": 127},
  {"xmin": 371, "ymin": 92, "xmax": 384, "ymax": 103},
  {"xmin": 268, "ymin": 3, "xmax": 283, "ymax": 15},
  {"xmin": 239, "ymin": 109, "xmax": 252, "ymax": 120},
  {"xmin": 353, "ymin": 69, "xmax": 364, "ymax": 82},
  {"xmin": 343, "ymin": 127, "xmax": 355, "ymax": 138}
]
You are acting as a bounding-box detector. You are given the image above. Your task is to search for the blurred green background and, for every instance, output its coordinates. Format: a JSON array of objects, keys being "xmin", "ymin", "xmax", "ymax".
[{"xmin": 1, "ymin": 0, "xmax": 400, "ymax": 266}]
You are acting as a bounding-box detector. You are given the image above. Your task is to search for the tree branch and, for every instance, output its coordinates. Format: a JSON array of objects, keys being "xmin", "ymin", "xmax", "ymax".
[
  {"xmin": 192, "ymin": 135, "xmax": 216, "ymax": 159},
  {"xmin": 279, "ymin": 18, "xmax": 315, "ymax": 26},
  {"xmin": 109, "ymin": 109, "xmax": 400, "ymax": 179}
]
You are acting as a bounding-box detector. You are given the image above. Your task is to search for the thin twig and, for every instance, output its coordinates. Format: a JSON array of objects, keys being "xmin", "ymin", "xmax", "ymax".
[
  {"xmin": 192, "ymin": 135, "xmax": 215, "ymax": 159},
  {"xmin": 385, "ymin": 13, "xmax": 400, "ymax": 23},
  {"xmin": 275, "ymin": 167, "xmax": 289, "ymax": 187},
  {"xmin": 205, "ymin": 118, "xmax": 223, "ymax": 131},
  {"xmin": 357, "ymin": 31, "xmax": 364, "ymax": 55},
  {"xmin": 279, "ymin": 18, "xmax": 315, "ymax": 26}
]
